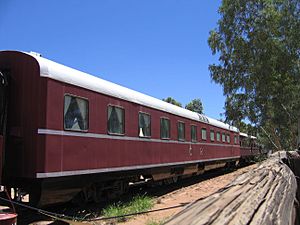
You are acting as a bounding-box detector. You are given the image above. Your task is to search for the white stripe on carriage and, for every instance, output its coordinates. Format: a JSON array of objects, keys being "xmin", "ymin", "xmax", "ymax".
[
  {"xmin": 37, "ymin": 128, "xmax": 240, "ymax": 148},
  {"xmin": 36, "ymin": 155, "xmax": 240, "ymax": 178}
]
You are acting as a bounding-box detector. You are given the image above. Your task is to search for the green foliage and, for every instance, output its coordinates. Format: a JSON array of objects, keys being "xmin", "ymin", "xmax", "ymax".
[
  {"xmin": 162, "ymin": 97, "xmax": 182, "ymax": 107},
  {"xmin": 238, "ymin": 121, "xmax": 258, "ymax": 136},
  {"xmin": 253, "ymin": 154, "xmax": 268, "ymax": 163},
  {"xmin": 185, "ymin": 98, "xmax": 204, "ymax": 114},
  {"xmin": 208, "ymin": 0, "xmax": 300, "ymax": 150},
  {"xmin": 101, "ymin": 195, "xmax": 154, "ymax": 222}
]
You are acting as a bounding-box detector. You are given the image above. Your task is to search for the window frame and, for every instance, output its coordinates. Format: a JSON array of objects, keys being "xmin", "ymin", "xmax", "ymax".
[
  {"xmin": 177, "ymin": 121, "xmax": 185, "ymax": 141},
  {"xmin": 63, "ymin": 93, "xmax": 89, "ymax": 132},
  {"xmin": 191, "ymin": 125, "xmax": 197, "ymax": 142},
  {"xmin": 227, "ymin": 134, "xmax": 231, "ymax": 143},
  {"xmin": 107, "ymin": 104, "xmax": 125, "ymax": 135},
  {"xmin": 138, "ymin": 111, "xmax": 151, "ymax": 138},
  {"xmin": 216, "ymin": 131, "xmax": 221, "ymax": 142},
  {"xmin": 201, "ymin": 128, "xmax": 207, "ymax": 141},
  {"xmin": 234, "ymin": 135, "xmax": 238, "ymax": 145},
  {"xmin": 160, "ymin": 117, "xmax": 171, "ymax": 140},
  {"xmin": 222, "ymin": 132, "xmax": 226, "ymax": 142},
  {"xmin": 210, "ymin": 130, "xmax": 215, "ymax": 142}
]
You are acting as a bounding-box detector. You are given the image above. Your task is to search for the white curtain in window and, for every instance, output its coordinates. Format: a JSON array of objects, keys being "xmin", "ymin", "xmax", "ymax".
[
  {"xmin": 77, "ymin": 98, "xmax": 87, "ymax": 120},
  {"xmin": 108, "ymin": 106, "xmax": 113, "ymax": 119},
  {"xmin": 116, "ymin": 108, "xmax": 123, "ymax": 124},
  {"xmin": 64, "ymin": 95, "xmax": 72, "ymax": 116},
  {"xmin": 144, "ymin": 115, "xmax": 150, "ymax": 127}
]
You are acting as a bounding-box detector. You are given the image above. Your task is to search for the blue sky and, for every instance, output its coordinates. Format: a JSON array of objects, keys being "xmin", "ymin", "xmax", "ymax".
[{"xmin": 0, "ymin": 0, "xmax": 225, "ymax": 119}]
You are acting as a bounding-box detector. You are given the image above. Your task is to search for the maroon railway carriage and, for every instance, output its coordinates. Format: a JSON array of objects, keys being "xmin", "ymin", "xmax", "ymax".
[
  {"xmin": 240, "ymin": 132, "xmax": 261, "ymax": 161},
  {"xmin": 0, "ymin": 51, "xmax": 240, "ymax": 205}
]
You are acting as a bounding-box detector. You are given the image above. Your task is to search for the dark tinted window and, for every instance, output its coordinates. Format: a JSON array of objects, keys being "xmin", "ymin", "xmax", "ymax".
[
  {"xmin": 210, "ymin": 130, "xmax": 215, "ymax": 141},
  {"xmin": 178, "ymin": 122, "xmax": 185, "ymax": 141},
  {"xmin": 191, "ymin": 125, "xmax": 197, "ymax": 142},
  {"xmin": 216, "ymin": 132, "xmax": 221, "ymax": 142},
  {"xmin": 139, "ymin": 112, "xmax": 151, "ymax": 137},
  {"xmin": 108, "ymin": 105, "xmax": 125, "ymax": 134},
  {"xmin": 201, "ymin": 128, "xmax": 207, "ymax": 140},
  {"xmin": 64, "ymin": 95, "xmax": 88, "ymax": 131},
  {"xmin": 222, "ymin": 133, "xmax": 226, "ymax": 142},
  {"xmin": 227, "ymin": 134, "xmax": 231, "ymax": 143},
  {"xmin": 160, "ymin": 118, "xmax": 170, "ymax": 139},
  {"xmin": 234, "ymin": 135, "xmax": 238, "ymax": 144}
]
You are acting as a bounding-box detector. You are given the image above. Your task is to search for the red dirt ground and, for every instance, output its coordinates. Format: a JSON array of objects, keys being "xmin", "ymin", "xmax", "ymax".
[{"xmin": 120, "ymin": 164, "xmax": 258, "ymax": 225}]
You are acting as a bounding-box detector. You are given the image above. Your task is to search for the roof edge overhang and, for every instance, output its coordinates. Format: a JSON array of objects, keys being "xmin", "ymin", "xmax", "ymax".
[{"xmin": 2, "ymin": 50, "xmax": 238, "ymax": 132}]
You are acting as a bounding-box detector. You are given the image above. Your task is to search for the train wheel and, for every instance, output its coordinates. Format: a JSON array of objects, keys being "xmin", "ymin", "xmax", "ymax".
[
  {"xmin": 28, "ymin": 186, "xmax": 41, "ymax": 206},
  {"xmin": 225, "ymin": 161, "xmax": 237, "ymax": 170},
  {"xmin": 172, "ymin": 176, "xmax": 178, "ymax": 183}
]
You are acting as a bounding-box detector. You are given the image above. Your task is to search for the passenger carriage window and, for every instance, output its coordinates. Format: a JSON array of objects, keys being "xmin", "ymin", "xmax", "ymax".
[
  {"xmin": 216, "ymin": 132, "xmax": 221, "ymax": 142},
  {"xmin": 222, "ymin": 133, "xmax": 226, "ymax": 142},
  {"xmin": 191, "ymin": 125, "xmax": 197, "ymax": 142},
  {"xmin": 139, "ymin": 112, "xmax": 151, "ymax": 137},
  {"xmin": 201, "ymin": 128, "xmax": 207, "ymax": 140},
  {"xmin": 227, "ymin": 134, "xmax": 230, "ymax": 143},
  {"xmin": 64, "ymin": 95, "xmax": 89, "ymax": 131},
  {"xmin": 178, "ymin": 121, "xmax": 185, "ymax": 141},
  {"xmin": 160, "ymin": 118, "xmax": 170, "ymax": 139},
  {"xmin": 210, "ymin": 130, "xmax": 215, "ymax": 141},
  {"xmin": 108, "ymin": 105, "xmax": 125, "ymax": 135},
  {"xmin": 234, "ymin": 135, "xmax": 238, "ymax": 144}
]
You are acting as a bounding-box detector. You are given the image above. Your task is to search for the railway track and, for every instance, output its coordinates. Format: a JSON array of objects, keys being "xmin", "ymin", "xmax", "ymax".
[{"xmin": 14, "ymin": 163, "xmax": 256, "ymax": 225}]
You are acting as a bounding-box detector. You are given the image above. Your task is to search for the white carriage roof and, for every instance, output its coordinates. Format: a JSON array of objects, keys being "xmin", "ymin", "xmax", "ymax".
[
  {"xmin": 25, "ymin": 51, "xmax": 238, "ymax": 132},
  {"xmin": 239, "ymin": 132, "xmax": 248, "ymax": 137},
  {"xmin": 239, "ymin": 132, "xmax": 257, "ymax": 139}
]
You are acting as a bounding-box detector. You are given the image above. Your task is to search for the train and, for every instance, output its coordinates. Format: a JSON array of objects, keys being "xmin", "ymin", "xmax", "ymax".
[{"xmin": 0, "ymin": 51, "xmax": 261, "ymax": 206}]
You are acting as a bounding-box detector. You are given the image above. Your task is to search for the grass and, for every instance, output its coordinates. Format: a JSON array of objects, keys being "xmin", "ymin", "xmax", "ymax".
[
  {"xmin": 101, "ymin": 195, "xmax": 154, "ymax": 222},
  {"xmin": 146, "ymin": 219, "xmax": 165, "ymax": 225}
]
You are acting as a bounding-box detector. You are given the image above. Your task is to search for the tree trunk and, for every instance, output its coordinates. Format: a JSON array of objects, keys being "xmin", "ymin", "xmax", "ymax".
[
  {"xmin": 297, "ymin": 118, "xmax": 300, "ymax": 148},
  {"xmin": 164, "ymin": 151, "xmax": 299, "ymax": 225}
]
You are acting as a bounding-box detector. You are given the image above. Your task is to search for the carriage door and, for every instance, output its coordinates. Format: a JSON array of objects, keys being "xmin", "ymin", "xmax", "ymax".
[{"xmin": 0, "ymin": 70, "xmax": 8, "ymax": 183}]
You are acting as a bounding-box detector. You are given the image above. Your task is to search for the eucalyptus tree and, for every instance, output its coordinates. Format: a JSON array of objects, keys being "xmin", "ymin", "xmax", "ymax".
[
  {"xmin": 185, "ymin": 98, "xmax": 204, "ymax": 114},
  {"xmin": 162, "ymin": 97, "xmax": 182, "ymax": 107},
  {"xmin": 208, "ymin": 0, "xmax": 300, "ymax": 150}
]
